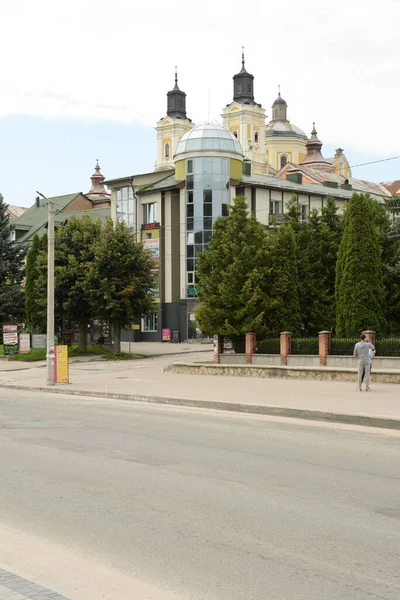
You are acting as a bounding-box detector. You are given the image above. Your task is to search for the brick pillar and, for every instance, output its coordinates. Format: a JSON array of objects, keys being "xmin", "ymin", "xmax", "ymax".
[
  {"xmin": 364, "ymin": 330, "xmax": 376, "ymax": 346},
  {"xmin": 280, "ymin": 331, "xmax": 292, "ymax": 365},
  {"xmin": 319, "ymin": 330, "xmax": 331, "ymax": 366},
  {"xmin": 245, "ymin": 332, "xmax": 256, "ymax": 364},
  {"xmin": 213, "ymin": 334, "xmax": 224, "ymax": 364}
]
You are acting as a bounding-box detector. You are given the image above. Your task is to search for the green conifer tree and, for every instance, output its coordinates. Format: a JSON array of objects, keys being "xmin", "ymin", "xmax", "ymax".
[{"xmin": 335, "ymin": 193, "xmax": 386, "ymax": 337}]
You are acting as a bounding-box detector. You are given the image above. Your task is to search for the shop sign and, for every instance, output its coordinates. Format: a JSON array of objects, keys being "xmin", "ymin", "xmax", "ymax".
[
  {"xmin": 142, "ymin": 222, "xmax": 160, "ymax": 231},
  {"xmin": 143, "ymin": 238, "xmax": 160, "ymax": 259}
]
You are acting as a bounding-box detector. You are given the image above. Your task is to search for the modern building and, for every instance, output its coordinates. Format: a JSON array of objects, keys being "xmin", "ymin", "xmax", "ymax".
[
  {"xmin": 104, "ymin": 57, "xmax": 392, "ymax": 342},
  {"xmin": 11, "ymin": 162, "xmax": 111, "ymax": 245}
]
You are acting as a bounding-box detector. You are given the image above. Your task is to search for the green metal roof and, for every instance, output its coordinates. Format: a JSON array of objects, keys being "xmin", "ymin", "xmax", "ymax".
[
  {"xmin": 137, "ymin": 173, "xmax": 179, "ymax": 194},
  {"xmin": 14, "ymin": 200, "xmax": 110, "ymax": 245}
]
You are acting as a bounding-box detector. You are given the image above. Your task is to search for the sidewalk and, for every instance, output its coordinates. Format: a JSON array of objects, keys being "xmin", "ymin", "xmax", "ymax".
[{"xmin": 1, "ymin": 351, "xmax": 399, "ymax": 430}]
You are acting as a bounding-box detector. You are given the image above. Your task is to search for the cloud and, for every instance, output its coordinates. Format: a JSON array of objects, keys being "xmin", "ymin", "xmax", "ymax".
[{"xmin": 1, "ymin": 0, "xmax": 399, "ymax": 156}]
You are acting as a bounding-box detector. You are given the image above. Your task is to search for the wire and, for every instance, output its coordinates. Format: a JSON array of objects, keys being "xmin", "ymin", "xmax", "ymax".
[{"xmin": 349, "ymin": 156, "xmax": 400, "ymax": 170}]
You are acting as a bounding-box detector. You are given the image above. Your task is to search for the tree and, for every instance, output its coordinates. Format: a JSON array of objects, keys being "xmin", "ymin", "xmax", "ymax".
[
  {"xmin": 335, "ymin": 193, "xmax": 386, "ymax": 337},
  {"xmin": 319, "ymin": 197, "xmax": 343, "ymax": 331},
  {"xmin": 196, "ymin": 196, "xmax": 274, "ymax": 347},
  {"xmin": 86, "ymin": 219, "xmax": 155, "ymax": 353},
  {"xmin": 0, "ymin": 194, "xmax": 25, "ymax": 328},
  {"xmin": 54, "ymin": 216, "xmax": 102, "ymax": 350},
  {"xmin": 267, "ymin": 224, "xmax": 302, "ymax": 334},
  {"xmin": 25, "ymin": 234, "xmax": 48, "ymax": 332}
]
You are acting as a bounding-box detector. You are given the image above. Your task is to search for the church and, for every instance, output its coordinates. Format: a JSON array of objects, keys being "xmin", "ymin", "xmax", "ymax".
[{"xmin": 104, "ymin": 55, "xmax": 391, "ymax": 342}]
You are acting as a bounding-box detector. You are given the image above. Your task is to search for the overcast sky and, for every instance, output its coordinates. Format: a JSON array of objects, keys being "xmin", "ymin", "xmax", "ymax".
[{"xmin": 1, "ymin": 0, "xmax": 399, "ymax": 206}]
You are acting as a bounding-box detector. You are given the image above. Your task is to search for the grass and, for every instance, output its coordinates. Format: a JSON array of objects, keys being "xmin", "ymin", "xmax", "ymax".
[{"xmin": 1, "ymin": 343, "xmax": 147, "ymax": 362}]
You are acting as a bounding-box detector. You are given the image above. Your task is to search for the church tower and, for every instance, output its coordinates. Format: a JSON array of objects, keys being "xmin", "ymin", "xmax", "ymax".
[
  {"xmin": 222, "ymin": 50, "xmax": 267, "ymax": 175},
  {"xmin": 155, "ymin": 69, "xmax": 193, "ymax": 171}
]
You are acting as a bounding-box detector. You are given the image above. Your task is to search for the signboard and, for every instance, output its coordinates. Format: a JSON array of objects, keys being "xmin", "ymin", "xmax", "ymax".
[
  {"xmin": 54, "ymin": 345, "xmax": 69, "ymax": 383},
  {"xmin": 3, "ymin": 324, "xmax": 18, "ymax": 355},
  {"xmin": 142, "ymin": 222, "xmax": 161, "ymax": 231},
  {"xmin": 187, "ymin": 286, "xmax": 198, "ymax": 298},
  {"xmin": 131, "ymin": 324, "xmax": 140, "ymax": 330},
  {"xmin": 19, "ymin": 333, "xmax": 31, "ymax": 354},
  {"xmin": 172, "ymin": 330, "xmax": 180, "ymax": 344},
  {"xmin": 143, "ymin": 238, "xmax": 160, "ymax": 259},
  {"xmin": 32, "ymin": 334, "xmax": 47, "ymax": 349},
  {"xmin": 162, "ymin": 328, "xmax": 171, "ymax": 342}
]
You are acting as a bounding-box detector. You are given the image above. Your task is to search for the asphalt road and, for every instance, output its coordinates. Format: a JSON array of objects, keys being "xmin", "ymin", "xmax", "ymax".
[{"xmin": 0, "ymin": 389, "xmax": 399, "ymax": 600}]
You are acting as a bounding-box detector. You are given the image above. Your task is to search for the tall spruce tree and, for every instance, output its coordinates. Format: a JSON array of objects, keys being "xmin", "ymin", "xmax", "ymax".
[
  {"xmin": 319, "ymin": 197, "xmax": 343, "ymax": 331},
  {"xmin": 196, "ymin": 196, "xmax": 273, "ymax": 343},
  {"xmin": 267, "ymin": 224, "xmax": 302, "ymax": 334},
  {"xmin": 335, "ymin": 193, "xmax": 386, "ymax": 337},
  {"xmin": 25, "ymin": 234, "xmax": 48, "ymax": 332},
  {"xmin": 0, "ymin": 195, "xmax": 25, "ymax": 329}
]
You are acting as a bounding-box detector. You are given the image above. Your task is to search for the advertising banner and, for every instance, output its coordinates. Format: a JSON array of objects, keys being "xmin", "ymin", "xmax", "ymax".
[
  {"xmin": 32, "ymin": 334, "xmax": 47, "ymax": 349},
  {"xmin": 19, "ymin": 333, "xmax": 31, "ymax": 353},
  {"xmin": 54, "ymin": 345, "xmax": 69, "ymax": 383},
  {"xmin": 3, "ymin": 324, "xmax": 18, "ymax": 355},
  {"xmin": 162, "ymin": 328, "xmax": 171, "ymax": 342}
]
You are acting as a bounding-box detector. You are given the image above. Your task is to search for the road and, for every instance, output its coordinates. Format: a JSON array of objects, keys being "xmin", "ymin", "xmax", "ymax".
[{"xmin": 0, "ymin": 389, "xmax": 399, "ymax": 600}]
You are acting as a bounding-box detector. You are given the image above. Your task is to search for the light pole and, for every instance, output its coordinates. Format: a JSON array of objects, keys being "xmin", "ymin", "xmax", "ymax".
[{"xmin": 36, "ymin": 191, "xmax": 55, "ymax": 386}]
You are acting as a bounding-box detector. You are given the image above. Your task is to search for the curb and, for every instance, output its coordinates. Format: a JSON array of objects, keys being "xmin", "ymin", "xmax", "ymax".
[{"xmin": 1, "ymin": 383, "xmax": 399, "ymax": 431}]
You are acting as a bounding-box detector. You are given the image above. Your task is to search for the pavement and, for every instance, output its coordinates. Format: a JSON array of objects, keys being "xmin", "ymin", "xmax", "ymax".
[
  {"xmin": 0, "ymin": 389, "xmax": 399, "ymax": 600},
  {"xmin": 0, "ymin": 568, "xmax": 72, "ymax": 600},
  {"xmin": 1, "ymin": 349, "xmax": 400, "ymax": 430}
]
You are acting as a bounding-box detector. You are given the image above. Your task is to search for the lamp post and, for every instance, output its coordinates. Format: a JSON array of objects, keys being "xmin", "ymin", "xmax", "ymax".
[{"xmin": 36, "ymin": 191, "xmax": 55, "ymax": 386}]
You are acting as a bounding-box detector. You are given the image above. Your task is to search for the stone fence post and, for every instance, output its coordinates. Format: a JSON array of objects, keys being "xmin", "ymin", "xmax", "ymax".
[
  {"xmin": 280, "ymin": 332, "xmax": 292, "ymax": 365},
  {"xmin": 245, "ymin": 332, "xmax": 256, "ymax": 364},
  {"xmin": 364, "ymin": 330, "xmax": 376, "ymax": 346},
  {"xmin": 319, "ymin": 330, "xmax": 331, "ymax": 366},
  {"xmin": 213, "ymin": 334, "xmax": 224, "ymax": 364}
]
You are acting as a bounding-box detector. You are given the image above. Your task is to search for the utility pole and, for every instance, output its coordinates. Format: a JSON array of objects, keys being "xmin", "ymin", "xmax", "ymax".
[{"xmin": 36, "ymin": 191, "xmax": 55, "ymax": 386}]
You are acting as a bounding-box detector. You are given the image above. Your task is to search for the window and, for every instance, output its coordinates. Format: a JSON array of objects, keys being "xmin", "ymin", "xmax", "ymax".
[
  {"xmin": 142, "ymin": 312, "xmax": 158, "ymax": 332},
  {"xmin": 254, "ymin": 131, "xmax": 259, "ymax": 144},
  {"xmin": 9, "ymin": 229, "xmax": 16, "ymax": 242},
  {"xmin": 232, "ymin": 130, "xmax": 238, "ymax": 139},
  {"xmin": 271, "ymin": 200, "xmax": 282, "ymax": 214},
  {"xmin": 143, "ymin": 202, "xmax": 157, "ymax": 224},
  {"xmin": 248, "ymin": 83, "xmax": 252, "ymax": 93},
  {"xmin": 164, "ymin": 143, "xmax": 170, "ymax": 158},
  {"xmin": 280, "ymin": 155, "xmax": 288, "ymax": 169},
  {"xmin": 300, "ymin": 204, "xmax": 308, "ymax": 223},
  {"xmin": 116, "ymin": 186, "xmax": 136, "ymax": 229}
]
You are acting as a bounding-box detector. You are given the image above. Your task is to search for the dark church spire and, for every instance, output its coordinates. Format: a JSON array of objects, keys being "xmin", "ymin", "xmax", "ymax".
[
  {"xmin": 167, "ymin": 67, "xmax": 188, "ymax": 119},
  {"xmin": 233, "ymin": 47, "xmax": 256, "ymax": 105}
]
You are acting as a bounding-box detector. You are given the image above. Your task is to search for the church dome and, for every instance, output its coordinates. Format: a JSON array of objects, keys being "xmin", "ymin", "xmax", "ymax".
[
  {"xmin": 265, "ymin": 120, "xmax": 307, "ymax": 139},
  {"xmin": 175, "ymin": 123, "xmax": 243, "ymax": 156},
  {"xmin": 272, "ymin": 95, "xmax": 287, "ymax": 107}
]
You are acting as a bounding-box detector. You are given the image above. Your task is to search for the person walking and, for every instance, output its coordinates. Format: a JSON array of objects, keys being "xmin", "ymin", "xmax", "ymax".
[{"xmin": 353, "ymin": 333, "xmax": 376, "ymax": 391}]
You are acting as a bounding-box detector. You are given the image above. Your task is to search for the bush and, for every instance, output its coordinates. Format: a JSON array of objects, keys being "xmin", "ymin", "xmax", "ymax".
[
  {"xmin": 255, "ymin": 338, "xmax": 280, "ymax": 354},
  {"xmin": 291, "ymin": 338, "xmax": 319, "ymax": 355}
]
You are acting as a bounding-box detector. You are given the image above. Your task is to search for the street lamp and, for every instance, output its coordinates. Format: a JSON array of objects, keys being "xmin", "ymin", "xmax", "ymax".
[{"xmin": 36, "ymin": 191, "xmax": 55, "ymax": 386}]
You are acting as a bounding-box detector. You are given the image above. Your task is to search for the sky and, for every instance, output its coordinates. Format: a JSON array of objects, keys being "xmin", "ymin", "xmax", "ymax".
[{"xmin": 1, "ymin": 0, "xmax": 399, "ymax": 207}]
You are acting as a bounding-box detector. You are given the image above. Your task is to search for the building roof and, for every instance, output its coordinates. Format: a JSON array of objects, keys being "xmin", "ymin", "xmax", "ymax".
[
  {"xmin": 265, "ymin": 120, "xmax": 307, "ymax": 139},
  {"xmin": 16, "ymin": 207, "xmax": 111, "ymax": 245},
  {"xmin": 381, "ymin": 180, "xmax": 400, "ymax": 196},
  {"xmin": 241, "ymin": 173, "xmax": 357, "ymax": 200},
  {"xmin": 175, "ymin": 123, "xmax": 243, "ymax": 156},
  {"xmin": 284, "ymin": 165, "xmax": 390, "ymax": 199},
  {"xmin": 137, "ymin": 173, "xmax": 179, "ymax": 195},
  {"xmin": 6, "ymin": 205, "xmax": 28, "ymax": 218}
]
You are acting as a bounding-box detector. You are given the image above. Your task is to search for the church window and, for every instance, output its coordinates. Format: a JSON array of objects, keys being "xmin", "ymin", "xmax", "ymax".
[
  {"xmin": 254, "ymin": 131, "xmax": 259, "ymax": 144},
  {"xmin": 248, "ymin": 83, "xmax": 252, "ymax": 93},
  {"xmin": 165, "ymin": 143, "xmax": 170, "ymax": 158},
  {"xmin": 280, "ymin": 155, "xmax": 288, "ymax": 169},
  {"xmin": 233, "ymin": 130, "xmax": 238, "ymax": 139}
]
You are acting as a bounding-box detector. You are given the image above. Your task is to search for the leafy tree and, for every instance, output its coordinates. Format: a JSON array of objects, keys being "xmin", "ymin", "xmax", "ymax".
[
  {"xmin": 54, "ymin": 216, "xmax": 102, "ymax": 350},
  {"xmin": 0, "ymin": 194, "xmax": 25, "ymax": 329},
  {"xmin": 25, "ymin": 234, "xmax": 48, "ymax": 332},
  {"xmin": 335, "ymin": 193, "xmax": 386, "ymax": 337},
  {"xmin": 319, "ymin": 197, "xmax": 343, "ymax": 331},
  {"xmin": 86, "ymin": 219, "xmax": 155, "ymax": 353},
  {"xmin": 196, "ymin": 196, "xmax": 272, "ymax": 347}
]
